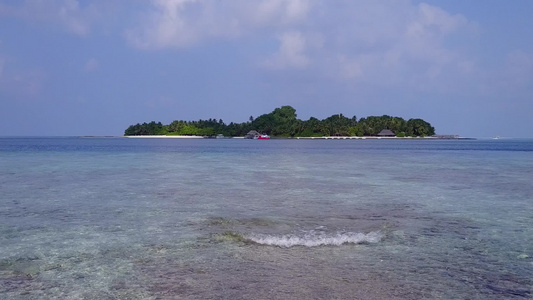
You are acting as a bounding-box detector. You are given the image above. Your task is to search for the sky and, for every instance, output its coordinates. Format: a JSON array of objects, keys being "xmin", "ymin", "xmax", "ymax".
[{"xmin": 0, "ymin": 0, "xmax": 532, "ymax": 137}]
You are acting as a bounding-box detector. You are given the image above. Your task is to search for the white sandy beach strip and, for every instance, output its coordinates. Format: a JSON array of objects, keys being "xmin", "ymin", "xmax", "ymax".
[{"xmin": 125, "ymin": 135, "xmax": 205, "ymax": 139}]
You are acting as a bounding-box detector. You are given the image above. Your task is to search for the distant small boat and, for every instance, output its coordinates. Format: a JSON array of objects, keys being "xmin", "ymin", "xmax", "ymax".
[
  {"xmin": 493, "ymin": 136, "xmax": 500, "ymax": 140},
  {"xmin": 257, "ymin": 134, "xmax": 270, "ymax": 140}
]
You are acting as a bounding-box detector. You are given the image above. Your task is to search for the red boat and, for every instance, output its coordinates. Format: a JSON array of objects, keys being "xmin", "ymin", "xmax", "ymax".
[{"xmin": 257, "ymin": 134, "xmax": 270, "ymax": 140}]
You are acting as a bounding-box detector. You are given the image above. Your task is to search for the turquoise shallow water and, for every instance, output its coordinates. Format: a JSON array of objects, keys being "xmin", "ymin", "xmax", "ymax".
[{"xmin": 1, "ymin": 137, "xmax": 532, "ymax": 299}]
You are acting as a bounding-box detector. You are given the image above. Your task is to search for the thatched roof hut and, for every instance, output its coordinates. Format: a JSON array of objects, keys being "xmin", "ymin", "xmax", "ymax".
[
  {"xmin": 377, "ymin": 129, "xmax": 395, "ymax": 137},
  {"xmin": 245, "ymin": 130, "xmax": 261, "ymax": 139}
]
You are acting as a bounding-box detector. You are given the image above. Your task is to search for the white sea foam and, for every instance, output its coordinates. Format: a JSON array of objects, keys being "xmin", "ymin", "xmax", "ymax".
[{"xmin": 246, "ymin": 231, "xmax": 384, "ymax": 248}]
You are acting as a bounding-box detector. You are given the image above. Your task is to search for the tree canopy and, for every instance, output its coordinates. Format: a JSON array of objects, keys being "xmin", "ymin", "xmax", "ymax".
[{"xmin": 124, "ymin": 106, "xmax": 435, "ymax": 137}]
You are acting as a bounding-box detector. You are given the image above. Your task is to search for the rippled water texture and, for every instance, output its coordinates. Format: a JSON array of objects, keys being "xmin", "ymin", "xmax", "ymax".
[{"xmin": 1, "ymin": 137, "xmax": 532, "ymax": 299}]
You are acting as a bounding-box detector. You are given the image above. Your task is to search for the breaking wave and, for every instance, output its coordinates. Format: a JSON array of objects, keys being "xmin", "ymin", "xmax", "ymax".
[{"xmin": 246, "ymin": 231, "xmax": 383, "ymax": 248}]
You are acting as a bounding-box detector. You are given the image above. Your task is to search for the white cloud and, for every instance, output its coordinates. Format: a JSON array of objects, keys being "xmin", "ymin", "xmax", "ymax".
[
  {"xmin": 416, "ymin": 3, "xmax": 469, "ymax": 35},
  {"xmin": 255, "ymin": 0, "xmax": 310, "ymax": 24},
  {"xmin": 127, "ymin": 0, "xmax": 215, "ymax": 49},
  {"xmin": 58, "ymin": 0, "xmax": 90, "ymax": 35},
  {"xmin": 126, "ymin": 1, "xmax": 477, "ymax": 81},
  {"xmin": 126, "ymin": 0, "xmax": 312, "ymax": 49},
  {"xmin": 402, "ymin": 3, "xmax": 470, "ymax": 62},
  {"xmin": 311, "ymin": 1, "xmax": 478, "ymax": 91},
  {"xmin": 263, "ymin": 31, "xmax": 309, "ymax": 69},
  {"xmin": 0, "ymin": 0, "xmax": 478, "ymax": 91},
  {"xmin": 338, "ymin": 56, "xmax": 363, "ymax": 79}
]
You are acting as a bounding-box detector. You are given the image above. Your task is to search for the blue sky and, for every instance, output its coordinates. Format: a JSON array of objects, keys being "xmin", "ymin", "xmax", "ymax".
[{"xmin": 1, "ymin": 0, "xmax": 532, "ymax": 137}]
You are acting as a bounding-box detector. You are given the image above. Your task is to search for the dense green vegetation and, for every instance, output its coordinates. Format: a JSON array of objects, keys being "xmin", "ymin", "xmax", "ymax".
[{"xmin": 124, "ymin": 106, "xmax": 435, "ymax": 137}]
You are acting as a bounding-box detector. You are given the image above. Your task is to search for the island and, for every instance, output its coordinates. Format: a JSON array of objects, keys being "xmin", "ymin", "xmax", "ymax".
[{"xmin": 124, "ymin": 106, "xmax": 436, "ymax": 138}]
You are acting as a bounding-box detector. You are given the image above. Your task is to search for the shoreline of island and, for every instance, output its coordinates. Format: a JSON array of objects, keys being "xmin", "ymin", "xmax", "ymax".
[
  {"xmin": 120, "ymin": 135, "xmax": 473, "ymax": 140},
  {"xmin": 123, "ymin": 106, "xmax": 439, "ymax": 138}
]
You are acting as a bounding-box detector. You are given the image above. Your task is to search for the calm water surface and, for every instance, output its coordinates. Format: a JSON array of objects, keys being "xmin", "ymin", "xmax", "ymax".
[{"xmin": 1, "ymin": 137, "xmax": 532, "ymax": 299}]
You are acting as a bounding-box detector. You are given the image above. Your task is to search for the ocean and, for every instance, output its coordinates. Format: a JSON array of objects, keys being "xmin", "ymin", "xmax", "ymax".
[{"xmin": 1, "ymin": 137, "xmax": 532, "ymax": 299}]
